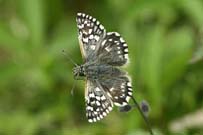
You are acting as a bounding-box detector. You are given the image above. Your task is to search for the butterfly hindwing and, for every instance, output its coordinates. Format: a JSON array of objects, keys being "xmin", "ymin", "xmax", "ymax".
[
  {"xmin": 99, "ymin": 73, "xmax": 133, "ymax": 106},
  {"xmin": 85, "ymin": 80, "xmax": 114, "ymax": 122}
]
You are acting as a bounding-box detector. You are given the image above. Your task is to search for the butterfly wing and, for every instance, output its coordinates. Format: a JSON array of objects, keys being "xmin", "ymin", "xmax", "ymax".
[
  {"xmin": 85, "ymin": 67, "xmax": 133, "ymax": 122},
  {"xmin": 76, "ymin": 13, "xmax": 129, "ymax": 66},
  {"xmin": 76, "ymin": 13, "xmax": 106, "ymax": 61},
  {"xmin": 97, "ymin": 32, "xmax": 129, "ymax": 66},
  {"xmin": 85, "ymin": 80, "xmax": 114, "ymax": 122},
  {"xmin": 99, "ymin": 72, "xmax": 133, "ymax": 107}
]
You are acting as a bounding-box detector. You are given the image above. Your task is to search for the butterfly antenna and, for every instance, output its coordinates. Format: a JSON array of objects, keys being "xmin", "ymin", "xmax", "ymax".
[
  {"xmin": 62, "ymin": 50, "xmax": 78, "ymax": 66},
  {"xmin": 131, "ymin": 96, "xmax": 154, "ymax": 135}
]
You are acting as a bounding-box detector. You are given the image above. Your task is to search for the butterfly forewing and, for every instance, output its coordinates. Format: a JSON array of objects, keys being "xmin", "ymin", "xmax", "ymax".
[{"xmin": 76, "ymin": 13, "xmax": 106, "ymax": 61}]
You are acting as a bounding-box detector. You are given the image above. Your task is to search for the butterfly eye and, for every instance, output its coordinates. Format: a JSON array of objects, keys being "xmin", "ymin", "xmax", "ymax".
[{"xmin": 79, "ymin": 66, "xmax": 85, "ymax": 77}]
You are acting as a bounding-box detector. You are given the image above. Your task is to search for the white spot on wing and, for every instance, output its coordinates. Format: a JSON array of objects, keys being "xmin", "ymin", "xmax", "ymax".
[
  {"xmin": 114, "ymin": 102, "xmax": 122, "ymax": 106},
  {"xmin": 97, "ymin": 117, "xmax": 100, "ymax": 120},
  {"xmin": 128, "ymin": 92, "xmax": 132, "ymax": 96},
  {"xmin": 110, "ymin": 88, "xmax": 114, "ymax": 91},
  {"xmin": 83, "ymin": 37, "xmax": 88, "ymax": 43},
  {"xmin": 101, "ymin": 95, "xmax": 106, "ymax": 100},
  {"xmin": 96, "ymin": 96, "xmax": 100, "ymax": 100},
  {"xmin": 88, "ymin": 119, "xmax": 93, "ymax": 123},
  {"xmin": 123, "ymin": 43, "xmax": 127, "ymax": 47},
  {"xmin": 126, "ymin": 96, "xmax": 131, "ymax": 102},
  {"xmin": 87, "ymin": 106, "xmax": 93, "ymax": 111},
  {"xmin": 89, "ymin": 29, "xmax": 92, "ymax": 34},
  {"xmin": 107, "ymin": 32, "xmax": 113, "ymax": 35},
  {"xmin": 96, "ymin": 21, "xmax": 100, "ymax": 25},
  {"xmin": 99, "ymin": 25, "xmax": 104, "ymax": 30},
  {"xmin": 89, "ymin": 93, "xmax": 94, "ymax": 98},
  {"xmin": 120, "ymin": 37, "xmax": 125, "ymax": 43},
  {"xmin": 124, "ymin": 54, "xmax": 128, "ymax": 59},
  {"xmin": 127, "ymin": 82, "xmax": 132, "ymax": 87},
  {"xmin": 84, "ymin": 20, "xmax": 88, "ymax": 24},
  {"xmin": 124, "ymin": 49, "xmax": 128, "ymax": 53},
  {"xmin": 105, "ymin": 46, "xmax": 111, "ymax": 52},
  {"xmin": 89, "ymin": 34, "xmax": 94, "ymax": 39},
  {"xmin": 78, "ymin": 24, "xmax": 84, "ymax": 29},
  {"xmin": 96, "ymin": 101, "xmax": 101, "ymax": 106},
  {"xmin": 108, "ymin": 38, "xmax": 112, "ymax": 41},
  {"xmin": 90, "ymin": 45, "xmax": 96, "ymax": 50},
  {"xmin": 107, "ymin": 92, "xmax": 112, "ymax": 98},
  {"xmin": 115, "ymin": 32, "xmax": 120, "ymax": 36},
  {"xmin": 128, "ymin": 88, "xmax": 132, "ymax": 91},
  {"xmin": 122, "ymin": 102, "xmax": 128, "ymax": 106},
  {"xmin": 94, "ymin": 35, "xmax": 100, "ymax": 41},
  {"xmin": 95, "ymin": 87, "xmax": 100, "ymax": 91},
  {"xmin": 101, "ymin": 39, "xmax": 107, "ymax": 46},
  {"xmin": 100, "ymin": 115, "xmax": 103, "ymax": 119},
  {"xmin": 108, "ymin": 106, "xmax": 112, "ymax": 111}
]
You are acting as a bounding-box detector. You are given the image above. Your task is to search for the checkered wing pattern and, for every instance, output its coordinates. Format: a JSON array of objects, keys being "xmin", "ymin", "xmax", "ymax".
[
  {"xmin": 85, "ymin": 80, "xmax": 114, "ymax": 122},
  {"xmin": 76, "ymin": 13, "xmax": 106, "ymax": 61},
  {"xmin": 76, "ymin": 13, "xmax": 129, "ymax": 66},
  {"xmin": 97, "ymin": 32, "xmax": 129, "ymax": 66},
  {"xmin": 99, "ymin": 75, "xmax": 132, "ymax": 107},
  {"xmin": 85, "ymin": 75, "xmax": 132, "ymax": 122}
]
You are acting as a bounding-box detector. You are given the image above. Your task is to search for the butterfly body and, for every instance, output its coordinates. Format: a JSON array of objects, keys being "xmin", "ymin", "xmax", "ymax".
[
  {"xmin": 75, "ymin": 13, "xmax": 132, "ymax": 122},
  {"xmin": 74, "ymin": 63, "xmax": 125, "ymax": 80}
]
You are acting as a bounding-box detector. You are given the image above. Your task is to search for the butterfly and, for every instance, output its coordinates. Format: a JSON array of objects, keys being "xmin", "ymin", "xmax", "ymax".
[{"xmin": 74, "ymin": 13, "xmax": 133, "ymax": 123}]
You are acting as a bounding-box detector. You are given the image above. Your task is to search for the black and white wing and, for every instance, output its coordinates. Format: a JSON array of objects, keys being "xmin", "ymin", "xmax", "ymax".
[
  {"xmin": 85, "ymin": 80, "xmax": 114, "ymax": 122},
  {"xmin": 99, "ymin": 74, "xmax": 133, "ymax": 107},
  {"xmin": 76, "ymin": 13, "xmax": 106, "ymax": 61},
  {"xmin": 76, "ymin": 13, "xmax": 129, "ymax": 66},
  {"xmin": 85, "ymin": 72, "xmax": 133, "ymax": 122},
  {"xmin": 97, "ymin": 32, "xmax": 129, "ymax": 66}
]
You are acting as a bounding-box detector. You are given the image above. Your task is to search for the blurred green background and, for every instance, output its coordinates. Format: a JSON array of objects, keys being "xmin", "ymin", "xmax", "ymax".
[{"xmin": 0, "ymin": 0, "xmax": 203, "ymax": 135}]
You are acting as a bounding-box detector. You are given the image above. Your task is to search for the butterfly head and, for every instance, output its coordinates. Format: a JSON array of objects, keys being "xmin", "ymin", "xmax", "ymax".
[{"xmin": 73, "ymin": 65, "xmax": 85, "ymax": 79}]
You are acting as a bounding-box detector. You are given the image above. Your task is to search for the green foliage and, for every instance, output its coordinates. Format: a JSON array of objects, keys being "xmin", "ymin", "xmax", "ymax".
[{"xmin": 0, "ymin": 0, "xmax": 203, "ymax": 134}]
